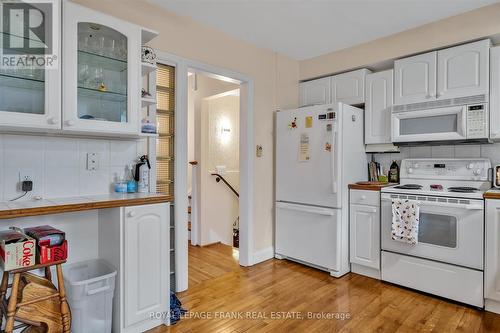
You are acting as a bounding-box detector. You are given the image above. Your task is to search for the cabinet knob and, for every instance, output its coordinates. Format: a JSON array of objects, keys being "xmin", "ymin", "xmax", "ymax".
[
  {"xmin": 48, "ymin": 117, "xmax": 58, "ymax": 125},
  {"xmin": 361, "ymin": 195, "xmax": 366, "ymax": 200},
  {"xmin": 66, "ymin": 120, "xmax": 75, "ymax": 126},
  {"xmin": 128, "ymin": 211, "xmax": 135, "ymax": 217}
]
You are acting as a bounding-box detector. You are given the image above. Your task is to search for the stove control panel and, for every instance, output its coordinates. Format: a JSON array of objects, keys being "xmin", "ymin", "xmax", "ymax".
[{"xmin": 401, "ymin": 158, "xmax": 491, "ymax": 181}]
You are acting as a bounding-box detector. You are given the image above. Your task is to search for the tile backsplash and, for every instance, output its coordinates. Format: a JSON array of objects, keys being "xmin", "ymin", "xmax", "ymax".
[
  {"xmin": 0, "ymin": 134, "xmax": 145, "ymax": 202},
  {"xmin": 373, "ymin": 143, "xmax": 500, "ymax": 176}
]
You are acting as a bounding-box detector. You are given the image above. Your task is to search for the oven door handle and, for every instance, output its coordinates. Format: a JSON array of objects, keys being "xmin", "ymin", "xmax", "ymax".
[{"xmin": 382, "ymin": 198, "xmax": 483, "ymax": 210}]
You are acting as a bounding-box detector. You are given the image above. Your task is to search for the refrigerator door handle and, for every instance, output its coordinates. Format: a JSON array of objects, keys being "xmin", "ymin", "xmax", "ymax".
[
  {"xmin": 331, "ymin": 121, "xmax": 338, "ymax": 193},
  {"xmin": 276, "ymin": 202, "xmax": 334, "ymax": 216}
]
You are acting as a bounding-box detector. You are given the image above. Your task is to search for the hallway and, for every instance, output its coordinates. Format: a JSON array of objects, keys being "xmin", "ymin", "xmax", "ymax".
[{"xmin": 150, "ymin": 244, "xmax": 500, "ymax": 333}]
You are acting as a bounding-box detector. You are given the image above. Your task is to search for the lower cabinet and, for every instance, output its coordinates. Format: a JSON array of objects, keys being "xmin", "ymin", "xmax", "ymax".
[
  {"xmin": 486, "ymin": 199, "xmax": 500, "ymax": 314},
  {"xmin": 99, "ymin": 202, "xmax": 170, "ymax": 332},
  {"xmin": 349, "ymin": 189, "xmax": 380, "ymax": 279}
]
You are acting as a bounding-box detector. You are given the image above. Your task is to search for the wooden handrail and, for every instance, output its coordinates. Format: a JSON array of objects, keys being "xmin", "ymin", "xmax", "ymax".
[{"xmin": 211, "ymin": 173, "xmax": 239, "ymax": 198}]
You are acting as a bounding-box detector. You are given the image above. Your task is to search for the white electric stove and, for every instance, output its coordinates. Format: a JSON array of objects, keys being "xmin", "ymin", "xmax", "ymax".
[{"xmin": 380, "ymin": 158, "xmax": 491, "ymax": 308}]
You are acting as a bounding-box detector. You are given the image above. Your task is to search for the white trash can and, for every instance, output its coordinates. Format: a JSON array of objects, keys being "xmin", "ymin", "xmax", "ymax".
[{"xmin": 63, "ymin": 259, "xmax": 117, "ymax": 333}]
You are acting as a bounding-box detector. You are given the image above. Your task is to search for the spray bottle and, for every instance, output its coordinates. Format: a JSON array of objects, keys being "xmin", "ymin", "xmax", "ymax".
[{"xmin": 135, "ymin": 155, "xmax": 151, "ymax": 193}]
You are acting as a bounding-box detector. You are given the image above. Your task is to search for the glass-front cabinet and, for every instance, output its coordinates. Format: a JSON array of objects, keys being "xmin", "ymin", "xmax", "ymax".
[
  {"xmin": 63, "ymin": 1, "xmax": 140, "ymax": 135},
  {"xmin": 0, "ymin": 0, "xmax": 61, "ymax": 131}
]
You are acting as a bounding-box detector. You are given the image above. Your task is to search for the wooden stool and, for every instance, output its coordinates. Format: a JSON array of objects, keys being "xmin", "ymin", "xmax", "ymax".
[{"xmin": 0, "ymin": 260, "xmax": 71, "ymax": 333}]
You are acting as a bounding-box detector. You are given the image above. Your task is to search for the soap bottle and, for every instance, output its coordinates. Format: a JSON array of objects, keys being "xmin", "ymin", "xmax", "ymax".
[
  {"xmin": 389, "ymin": 160, "xmax": 400, "ymax": 183},
  {"xmin": 127, "ymin": 164, "xmax": 137, "ymax": 193},
  {"xmin": 114, "ymin": 173, "xmax": 127, "ymax": 193}
]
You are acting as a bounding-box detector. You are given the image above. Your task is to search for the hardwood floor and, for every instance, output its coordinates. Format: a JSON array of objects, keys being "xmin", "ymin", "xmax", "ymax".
[{"xmin": 149, "ymin": 244, "xmax": 500, "ymax": 333}]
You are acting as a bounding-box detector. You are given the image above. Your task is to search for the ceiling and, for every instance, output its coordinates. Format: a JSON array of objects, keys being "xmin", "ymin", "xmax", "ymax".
[{"xmin": 149, "ymin": 0, "xmax": 499, "ymax": 60}]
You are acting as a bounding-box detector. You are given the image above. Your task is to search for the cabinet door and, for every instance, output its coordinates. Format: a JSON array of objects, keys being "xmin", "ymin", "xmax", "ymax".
[
  {"xmin": 486, "ymin": 200, "xmax": 500, "ymax": 302},
  {"xmin": 331, "ymin": 69, "xmax": 371, "ymax": 105},
  {"xmin": 394, "ymin": 51, "xmax": 437, "ymax": 105},
  {"xmin": 63, "ymin": 1, "xmax": 140, "ymax": 135},
  {"xmin": 437, "ymin": 39, "xmax": 490, "ymax": 100},
  {"xmin": 349, "ymin": 203, "xmax": 380, "ymax": 269},
  {"xmin": 490, "ymin": 46, "xmax": 500, "ymax": 140},
  {"xmin": 123, "ymin": 203, "xmax": 169, "ymax": 328},
  {"xmin": 299, "ymin": 77, "xmax": 331, "ymax": 107},
  {"xmin": 365, "ymin": 70, "xmax": 393, "ymax": 144},
  {"xmin": 0, "ymin": 1, "xmax": 61, "ymax": 130}
]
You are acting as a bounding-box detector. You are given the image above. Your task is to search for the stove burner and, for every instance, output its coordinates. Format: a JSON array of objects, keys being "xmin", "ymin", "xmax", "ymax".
[
  {"xmin": 394, "ymin": 184, "xmax": 423, "ymax": 190},
  {"xmin": 448, "ymin": 186, "xmax": 479, "ymax": 193}
]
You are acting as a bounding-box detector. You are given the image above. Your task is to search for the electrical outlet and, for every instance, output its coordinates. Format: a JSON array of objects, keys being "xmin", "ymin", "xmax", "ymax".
[
  {"xmin": 87, "ymin": 152, "xmax": 99, "ymax": 171},
  {"xmin": 19, "ymin": 169, "xmax": 33, "ymax": 182},
  {"xmin": 19, "ymin": 169, "xmax": 33, "ymax": 192}
]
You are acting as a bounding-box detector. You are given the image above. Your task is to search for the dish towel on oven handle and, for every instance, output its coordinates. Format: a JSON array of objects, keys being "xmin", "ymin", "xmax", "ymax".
[{"xmin": 391, "ymin": 199, "xmax": 420, "ymax": 244}]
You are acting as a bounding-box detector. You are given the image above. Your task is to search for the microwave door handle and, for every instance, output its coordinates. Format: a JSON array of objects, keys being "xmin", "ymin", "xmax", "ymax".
[{"xmin": 460, "ymin": 107, "xmax": 467, "ymax": 137}]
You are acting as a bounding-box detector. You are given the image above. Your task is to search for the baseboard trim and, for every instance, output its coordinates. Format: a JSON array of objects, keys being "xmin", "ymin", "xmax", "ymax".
[
  {"xmin": 351, "ymin": 263, "xmax": 381, "ymax": 280},
  {"xmin": 486, "ymin": 299, "xmax": 500, "ymax": 314},
  {"xmin": 252, "ymin": 246, "xmax": 274, "ymax": 265},
  {"xmin": 200, "ymin": 241, "xmax": 221, "ymax": 247}
]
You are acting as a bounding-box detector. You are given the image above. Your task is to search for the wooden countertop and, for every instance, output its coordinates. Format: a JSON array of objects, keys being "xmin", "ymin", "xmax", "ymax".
[
  {"xmin": 484, "ymin": 189, "xmax": 500, "ymax": 199},
  {"xmin": 348, "ymin": 183, "xmax": 397, "ymax": 191},
  {"xmin": 0, "ymin": 193, "xmax": 173, "ymax": 219}
]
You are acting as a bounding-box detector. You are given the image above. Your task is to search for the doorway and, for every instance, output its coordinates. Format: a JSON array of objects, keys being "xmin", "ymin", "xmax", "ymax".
[
  {"xmin": 187, "ymin": 72, "xmax": 240, "ymax": 251},
  {"xmin": 155, "ymin": 51, "xmax": 255, "ymax": 292}
]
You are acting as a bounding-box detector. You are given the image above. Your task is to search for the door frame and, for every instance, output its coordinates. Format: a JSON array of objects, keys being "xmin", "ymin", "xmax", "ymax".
[{"xmin": 155, "ymin": 51, "xmax": 254, "ymax": 292}]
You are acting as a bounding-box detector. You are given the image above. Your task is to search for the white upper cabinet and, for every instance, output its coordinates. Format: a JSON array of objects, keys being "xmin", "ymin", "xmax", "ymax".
[
  {"xmin": 365, "ymin": 70, "xmax": 393, "ymax": 145},
  {"xmin": 331, "ymin": 68, "xmax": 371, "ymax": 105},
  {"xmin": 63, "ymin": 1, "xmax": 141, "ymax": 135},
  {"xmin": 395, "ymin": 40, "xmax": 490, "ymax": 106},
  {"xmin": 0, "ymin": 1, "xmax": 61, "ymax": 131},
  {"xmin": 491, "ymin": 46, "xmax": 500, "ymax": 140},
  {"xmin": 299, "ymin": 77, "xmax": 331, "ymax": 107},
  {"xmin": 299, "ymin": 69, "xmax": 371, "ymax": 107},
  {"xmin": 394, "ymin": 51, "xmax": 437, "ymax": 105},
  {"xmin": 437, "ymin": 39, "xmax": 490, "ymax": 100}
]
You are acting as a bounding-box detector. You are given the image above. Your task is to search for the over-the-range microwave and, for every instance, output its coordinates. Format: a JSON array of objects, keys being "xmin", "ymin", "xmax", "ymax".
[{"xmin": 391, "ymin": 96, "xmax": 489, "ymax": 145}]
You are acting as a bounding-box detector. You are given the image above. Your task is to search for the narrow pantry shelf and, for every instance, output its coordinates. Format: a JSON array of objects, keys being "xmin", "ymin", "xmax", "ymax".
[
  {"xmin": 139, "ymin": 132, "xmax": 158, "ymax": 138},
  {"xmin": 141, "ymin": 97, "xmax": 156, "ymax": 107},
  {"xmin": 141, "ymin": 62, "xmax": 157, "ymax": 76}
]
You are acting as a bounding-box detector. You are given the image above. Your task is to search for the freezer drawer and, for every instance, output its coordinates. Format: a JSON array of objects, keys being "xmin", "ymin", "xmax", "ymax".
[
  {"xmin": 275, "ymin": 202, "xmax": 341, "ymax": 272},
  {"xmin": 382, "ymin": 251, "xmax": 484, "ymax": 307}
]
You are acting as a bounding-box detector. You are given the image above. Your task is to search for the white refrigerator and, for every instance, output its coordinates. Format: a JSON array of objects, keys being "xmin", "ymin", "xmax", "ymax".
[{"xmin": 275, "ymin": 103, "xmax": 367, "ymax": 277}]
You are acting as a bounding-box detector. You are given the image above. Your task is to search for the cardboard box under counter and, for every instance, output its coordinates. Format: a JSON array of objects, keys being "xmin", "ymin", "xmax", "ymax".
[{"xmin": 0, "ymin": 230, "xmax": 36, "ymax": 271}]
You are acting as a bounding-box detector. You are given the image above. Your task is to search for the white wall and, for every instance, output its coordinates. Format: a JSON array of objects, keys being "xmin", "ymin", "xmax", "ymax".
[
  {"xmin": 0, "ymin": 134, "xmax": 145, "ymax": 201},
  {"xmin": 201, "ymin": 92, "xmax": 240, "ymax": 246},
  {"xmin": 187, "ymin": 74, "xmax": 238, "ymax": 193},
  {"xmin": 373, "ymin": 144, "xmax": 500, "ymax": 176}
]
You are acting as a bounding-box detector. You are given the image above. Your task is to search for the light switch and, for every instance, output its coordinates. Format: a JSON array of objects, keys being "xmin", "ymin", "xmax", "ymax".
[
  {"xmin": 87, "ymin": 153, "xmax": 99, "ymax": 171},
  {"xmin": 256, "ymin": 145, "xmax": 263, "ymax": 157}
]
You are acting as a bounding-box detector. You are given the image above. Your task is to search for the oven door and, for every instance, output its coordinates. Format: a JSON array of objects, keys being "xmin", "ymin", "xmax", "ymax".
[
  {"xmin": 392, "ymin": 105, "xmax": 467, "ymax": 143},
  {"xmin": 381, "ymin": 193, "xmax": 484, "ymax": 269}
]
